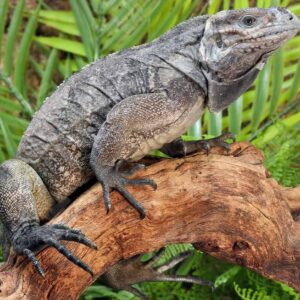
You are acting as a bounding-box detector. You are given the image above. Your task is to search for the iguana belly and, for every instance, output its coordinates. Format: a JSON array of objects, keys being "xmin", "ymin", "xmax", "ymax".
[{"xmin": 130, "ymin": 96, "xmax": 205, "ymax": 161}]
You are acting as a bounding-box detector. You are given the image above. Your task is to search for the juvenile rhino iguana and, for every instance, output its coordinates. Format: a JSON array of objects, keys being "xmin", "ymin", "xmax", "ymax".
[{"xmin": 0, "ymin": 7, "xmax": 299, "ymax": 284}]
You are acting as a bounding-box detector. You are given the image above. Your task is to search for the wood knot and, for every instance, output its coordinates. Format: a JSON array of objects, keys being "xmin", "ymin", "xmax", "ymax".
[{"xmin": 233, "ymin": 241, "xmax": 249, "ymax": 251}]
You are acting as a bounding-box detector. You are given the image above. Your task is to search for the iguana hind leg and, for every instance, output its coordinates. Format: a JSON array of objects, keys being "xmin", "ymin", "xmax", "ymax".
[
  {"xmin": 103, "ymin": 248, "xmax": 213, "ymax": 299},
  {"xmin": 161, "ymin": 132, "xmax": 236, "ymax": 157},
  {"xmin": 0, "ymin": 159, "xmax": 96, "ymax": 277}
]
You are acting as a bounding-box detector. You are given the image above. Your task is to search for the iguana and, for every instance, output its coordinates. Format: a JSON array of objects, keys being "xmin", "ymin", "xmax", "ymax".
[{"xmin": 0, "ymin": 6, "xmax": 299, "ymax": 292}]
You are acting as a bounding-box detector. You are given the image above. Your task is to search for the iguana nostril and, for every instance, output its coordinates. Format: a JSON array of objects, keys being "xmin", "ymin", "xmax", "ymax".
[{"xmin": 277, "ymin": 7, "xmax": 294, "ymax": 20}]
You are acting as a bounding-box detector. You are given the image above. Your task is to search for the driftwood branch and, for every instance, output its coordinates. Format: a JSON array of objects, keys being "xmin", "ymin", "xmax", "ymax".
[{"xmin": 0, "ymin": 142, "xmax": 300, "ymax": 299}]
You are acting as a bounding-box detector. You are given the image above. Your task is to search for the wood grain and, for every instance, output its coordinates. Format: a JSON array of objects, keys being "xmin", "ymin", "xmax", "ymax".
[{"xmin": 0, "ymin": 142, "xmax": 299, "ymax": 299}]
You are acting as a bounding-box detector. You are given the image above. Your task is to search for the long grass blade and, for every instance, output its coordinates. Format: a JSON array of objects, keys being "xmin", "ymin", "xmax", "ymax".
[
  {"xmin": 34, "ymin": 36, "xmax": 86, "ymax": 56},
  {"xmin": 0, "ymin": 118, "xmax": 16, "ymax": 158},
  {"xmin": 4, "ymin": 0, "xmax": 25, "ymax": 75},
  {"xmin": 0, "ymin": 148, "xmax": 5, "ymax": 163},
  {"xmin": 0, "ymin": 111, "xmax": 28, "ymax": 130},
  {"xmin": 14, "ymin": 1, "xmax": 41, "ymax": 95},
  {"xmin": 251, "ymin": 62, "xmax": 271, "ymax": 132},
  {"xmin": 0, "ymin": 0, "xmax": 8, "ymax": 62},
  {"xmin": 38, "ymin": 18, "xmax": 79, "ymax": 36},
  {"xmin": 270, "ymin": 49, "xmax": 283, "ymax": 115},
  {"xmin": 0, "ymin": 69, "xmax": 33, "ymax": 116},
  {"xmin": 287, "ymin": 60, "xmax": 300, "ymax": 103},
  {"xmin": 37, "ymin": 48, "xmax": 58, "ymax": 108},
  {"xmin": 228, "ymin": 97, "xmax": 243, "ymax": 135},
  {"xmin": 208, "ymin": 0, "xmax": 222, "ymax": 14},
  {"xmin": 208, "ymin": 112, "xmax": 222, "ymax": 136},
  {"xmin": 69, "ymin": 0, "xmax": 95, "ymax": 61},
  {"xmin": 38, "ymin": 10, "xmax": 76, "ymax": 24},
  {"xmin": 187, "ymin": 120, "xmax": 202, "ymax": 139},
  {"xmin": 0, "ymin": 96, "xmax": 22, "ymax": 113}
]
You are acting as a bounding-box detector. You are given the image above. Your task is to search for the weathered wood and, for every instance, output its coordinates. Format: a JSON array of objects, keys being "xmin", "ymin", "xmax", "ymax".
[{"xmin": 0, "ymin": 142, "xmax": 299, "ymax": 299}]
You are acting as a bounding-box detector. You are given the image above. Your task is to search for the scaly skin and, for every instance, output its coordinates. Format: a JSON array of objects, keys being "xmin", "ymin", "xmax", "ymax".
[{"xmin": 0, "ymin": 7, "xmax": 298, "ymax": 287}]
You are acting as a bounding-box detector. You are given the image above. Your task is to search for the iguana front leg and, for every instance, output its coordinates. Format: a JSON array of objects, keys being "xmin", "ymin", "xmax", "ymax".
[
  {"xmin": 90, "ymin": 90, "xmax": 202, "ymax": 218},
  {"xmin": 161, "ymin": 133, "xmax": 236, "ymax": 157},
  {"xmin": 0, "ymin": 159, "xmax": 96, "ymax": 276}
]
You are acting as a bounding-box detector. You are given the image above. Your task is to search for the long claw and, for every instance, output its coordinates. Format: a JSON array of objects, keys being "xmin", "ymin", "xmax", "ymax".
[
  {"xmin": 101, "ymin": 182, "xmax": 111, "ymax": 213},
  {"xmin": 23, "ymin": 248, "xmax": 45, "ymax": 277},
  {"xmin": 45, "ymin": 238, "xmax": 94, "ymax": 276},
  {"xmin": 125, "ymin": 178, "xmax": 157, "ymax": 190},
  {"xmin": 116, "ymin": 185, "xmax": 146, "ymax": 219},
  {"xmin": 158, "ymin": 274, "xmax": 214, "ymax": 288},
  {"xmin": 61, "ymin": 232, "xmax": 98, "ymax": 250},
  {"xmin": 53, "ymin": 224, "xmax": 82, "ymax": 235}
]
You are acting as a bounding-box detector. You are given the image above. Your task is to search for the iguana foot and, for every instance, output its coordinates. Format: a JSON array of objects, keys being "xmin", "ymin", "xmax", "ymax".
[
  {"xmin": 11, "ymin": 221, "xmax": 97, "ymax": 277},
  {"xmin": 198, "ymin": 132, "xmax": 236, "ymax": 155},
  {"xmin": 96, "ymin": 161, "xmax": 157, "ymax": 218},
  {"xmin": 103, "ymin": 248, "xmax": 213, "ymax": 299},
  {"xmin": 161, "ymin": 133, "xmax": 236, "ymax": 157}
]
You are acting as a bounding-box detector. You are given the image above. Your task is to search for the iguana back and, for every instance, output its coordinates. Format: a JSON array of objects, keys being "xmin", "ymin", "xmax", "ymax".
[{"xmin": 16, "ymin": 15, "xmax": 208, "ymax": 202}]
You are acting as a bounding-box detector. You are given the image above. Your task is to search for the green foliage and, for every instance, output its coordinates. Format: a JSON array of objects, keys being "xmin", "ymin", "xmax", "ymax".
[{"xmin": 256, "ymin": 122, "xmax": 300, "ymax": 187}]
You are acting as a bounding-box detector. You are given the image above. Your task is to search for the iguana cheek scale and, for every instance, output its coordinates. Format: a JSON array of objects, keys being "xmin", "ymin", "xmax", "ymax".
[{"xmin": 0, "ymin": 7, "xmax": 298, "ymax": 279}]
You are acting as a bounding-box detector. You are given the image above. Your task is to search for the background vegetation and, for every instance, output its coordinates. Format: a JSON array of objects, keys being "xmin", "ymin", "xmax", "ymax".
[{"xmin": 0, "ymin": 0, "xmax": 299, "ymax": 299}]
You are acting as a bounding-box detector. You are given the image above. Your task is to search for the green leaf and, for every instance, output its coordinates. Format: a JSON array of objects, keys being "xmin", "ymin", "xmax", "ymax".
[
  {"xmin": 287, "ymin": 60, "xmax": 300, "ymax": 103},
  {"xmin": 0, "ymin": 0, "xmax": 8, "ymax": 61},
  {"xmin": 208, "ymin": 111, "xmax": 222, "ymax": 136},
  {"xmin": 251, "ymin": 62, "xmax": 271, "ymax": 132},
  {"xmin": 69, "ymin": 0, "xmax": 96, "ymax": 61},
  {"xmin": 0, "ymin": 118, "xmax": 17, "ymax": 158},
  {"xmin": 37, "ymin": 48, "xmax": 58, "ymax": 108},
  {"xmin": 0, "ymin": 112, "xmax": 28, "ymax": 130},
  {"xmin": 0, "ymin": 69, "xmax": 33, "ymax": 116},
  {"xmin": 270, "ymin": 50, "xmax": 284, "ymax": 115},
  {"xmin": 215, "ymin": 266, "xmax": 241, "ymax": 288},
  {"xmin": 38, "ymin": 18, "xmax": 79, "ymax": 36},
  {"xmin": 187, "ymin": 119, "xmax": 202, "ymax": 139},
  {"xmin": 33, "ymin": 36, "xmax": 86, "ymax": 56},
  {"xmin": 208, "ymin": 0, "xmax": 222, "ymax": 14},
  {"xmin": 4, "ymin": 0, "xmax": 25, "ymax": 75},
  {"xmin": 228, "ymin": 97, "xmax": 243, "ymax": 135},
  {"xmin": 38, "ymin": 10, "xmax": 76, "ymax": 24},
  {"xmin": 14, "ymin": 1, "xmax": 41, "ymax": 95},
  {"xmin": 0, "ymin": 96, "xmax": 22, "ymax": 113}
]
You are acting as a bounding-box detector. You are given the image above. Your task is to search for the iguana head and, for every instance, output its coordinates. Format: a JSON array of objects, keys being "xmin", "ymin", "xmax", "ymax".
[
  {"xmin": 199, "ymin": 7, "xmax": 299, "ymax": 112},
  {"xmin": 200, "ymin": 7, "xmax": 299, "ymax": 81}
]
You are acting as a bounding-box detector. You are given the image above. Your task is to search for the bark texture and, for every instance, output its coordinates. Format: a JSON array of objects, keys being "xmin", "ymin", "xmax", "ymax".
[{"xmin": 0, "ymin": 142, "xmax": 299, "ymax": 299}]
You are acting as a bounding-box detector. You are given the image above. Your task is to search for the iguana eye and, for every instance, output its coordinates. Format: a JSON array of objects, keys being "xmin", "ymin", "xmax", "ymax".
[{"xmin": 241, "ymin": 15, "xmax": 257, "ymax": 27}]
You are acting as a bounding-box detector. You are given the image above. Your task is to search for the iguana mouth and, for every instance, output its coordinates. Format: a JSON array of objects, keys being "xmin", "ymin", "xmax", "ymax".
[{"xmin": 229, "ymin": 25, "xmax": 298, "ymax": 48}]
